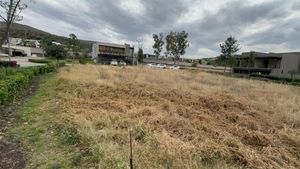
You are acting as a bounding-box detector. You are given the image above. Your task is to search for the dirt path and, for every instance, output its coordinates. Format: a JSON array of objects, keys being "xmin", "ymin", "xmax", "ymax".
[{"xmin": 0, "ymin": 80, "xmax": 39, "ymax": 169}]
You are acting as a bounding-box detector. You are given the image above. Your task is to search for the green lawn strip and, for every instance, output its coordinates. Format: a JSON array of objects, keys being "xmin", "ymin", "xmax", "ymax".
[{"xmin": 7, "ymin": 74, "xmax": 85, "ymax": 169}]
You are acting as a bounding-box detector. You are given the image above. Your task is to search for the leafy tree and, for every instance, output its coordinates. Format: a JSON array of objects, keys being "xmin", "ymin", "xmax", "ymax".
[
  {"xmin": 174, "ymin": 31, "xmax": 189, "ymax": 61},
  {"xmin": 40, "ymin": 35, "xmax": 53, "ymax": 49},
  {"xmin": 66, "ymin": 33, "xmax": 80, "ymax": 62},
  {"xmin": 219, "ymin": 36, "xmax": 240, "ymax": 72},
  {"xmin": 45, "ymin": 44, "xmax": 67, "ymax": 60},
  {"xmin": 137, "ymin": 47, "xmax": 143, "ymax": 63},
  {"xmin": 152, "ymin": 33, "xmax": 164, "ymax": 59},
  {"xmin": 0, "ymin": 0, "xmax": 28, "ymax": 48},
  {"xmin": 165, "ymin": 31, "xmax": 175, "ymax": 58},
  {"xmin": 165, "ymin": 31, "xmax": 189, "ymax": 64}
]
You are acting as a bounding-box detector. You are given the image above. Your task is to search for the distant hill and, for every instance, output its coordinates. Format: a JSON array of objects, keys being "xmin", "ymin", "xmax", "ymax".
[{"xmin": 0, "ymin": 22, "xmax": 95, "ymax": 52}]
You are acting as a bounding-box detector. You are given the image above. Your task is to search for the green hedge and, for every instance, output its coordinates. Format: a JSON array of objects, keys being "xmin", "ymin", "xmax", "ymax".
[
  {"xmin": 0, "ymin": 62, "xmax": 65, "ymax": 104},
  {"xmin": 250, "ymin": 73, "xmax": 300, "ymax": 84},
  {"xmin": 28, "ymin": 59, "xmax": 53, "ymax": 64}
]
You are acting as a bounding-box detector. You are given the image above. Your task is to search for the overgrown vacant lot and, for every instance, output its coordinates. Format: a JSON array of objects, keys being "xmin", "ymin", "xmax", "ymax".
[
  {"xmin": 59, "ymin": 65, "xmax": 300, "ymax": 168},
  {"xmin": 14, "ymin": 65, "xmax": 300, "ymax": 168}
]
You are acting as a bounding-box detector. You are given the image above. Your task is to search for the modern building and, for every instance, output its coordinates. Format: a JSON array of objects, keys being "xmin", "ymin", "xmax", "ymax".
[
  {"xmin": 9, "ymin": 37, "xmax": 41, "ymax": 48},
  {"xmin": 1, "ymin": 45, "xmax": 45, "ymax": 57},
  {"xmin": 1, "ymin": 37, "xmax": 45, "ymax": 57},
  {"xmin": 92, "ymin": 42, "xmax": 134, "ymax": 64},
  {"xmin": 233, "ymin": 52, "xmax": 300, "ymax": 77}
]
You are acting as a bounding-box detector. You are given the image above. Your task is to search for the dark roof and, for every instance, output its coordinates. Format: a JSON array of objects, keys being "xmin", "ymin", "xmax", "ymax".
[
  {"xmin": 94, "ymin": 42, "xmax": 133, "ymax": 49},
  {"xmin": 235, "ymin": 52, "xmax": 300, "ymax": 59}
]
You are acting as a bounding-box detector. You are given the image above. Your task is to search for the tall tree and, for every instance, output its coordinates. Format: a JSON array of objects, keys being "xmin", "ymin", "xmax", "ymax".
[
  {"xmin": 165, "ymin": 31, "xmax": 175, "ymax": 58},
  {"xmin": 174, "ymin": 31, "xmax": 189, "ymax": 62},
  {"xmin": 152, "ymin": 33, "xmax": 164, "ymax": 59},
  {"xmin": 219, "ymin": 36, "xmax": 240, "ymax": 72},
  {"xmin": 0, "ymin": 0, "xmax": 28, "ymax": 52},
  {"xmin": 165, "ymin": 31, "xmax": 189, "ymax": 64},
  {"xmin": 66, "ymin": 33, "xmax": 80, "ymax": 60}
]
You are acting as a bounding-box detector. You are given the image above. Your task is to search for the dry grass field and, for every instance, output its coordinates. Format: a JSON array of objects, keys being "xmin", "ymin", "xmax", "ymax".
[{"xmin": 47, "ymin": 65, "xmax": 300, "ymax": 168}]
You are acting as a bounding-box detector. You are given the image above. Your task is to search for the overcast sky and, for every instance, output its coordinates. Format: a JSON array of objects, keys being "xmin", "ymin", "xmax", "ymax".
[{"xmin": 20, "ymin": 0, "xmax": 300, "ymax": 58}]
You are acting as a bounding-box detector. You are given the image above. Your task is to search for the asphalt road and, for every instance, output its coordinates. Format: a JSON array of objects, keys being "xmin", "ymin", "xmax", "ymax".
[{"xmin": 0, "ymin": 57, "xmax": 45, "ymax": 67}]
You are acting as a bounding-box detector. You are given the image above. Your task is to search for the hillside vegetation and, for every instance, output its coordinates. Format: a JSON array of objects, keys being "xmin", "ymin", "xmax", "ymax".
[
  {"xmin": 0, "ymin": 22, "xmax": 94, "ymax": 51},
  {"xmin": 11, "ymin": 65, "xmax": 300, "ymax": 169}
]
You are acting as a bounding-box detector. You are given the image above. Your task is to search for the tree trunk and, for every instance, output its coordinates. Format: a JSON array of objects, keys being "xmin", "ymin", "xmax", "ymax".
[
  {"xmin": 223, "ymin": 60, "xmax": 227, "ymax": 73},
  {"xmin": 0, "ymin": 22, "xmax": 11, "ymax": 50}
]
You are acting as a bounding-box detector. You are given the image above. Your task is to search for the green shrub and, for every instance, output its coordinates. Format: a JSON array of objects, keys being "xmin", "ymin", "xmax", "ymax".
[
  {"xmin": 192, "ymin": 62, "xmax": 198, "ymax": 67},
  {"xmin": 0, "ymin": 62, "xmax": 65, "ymax": 104},
  {"xmin": 28, "ymin": 59, "xmax": 52, "ymax": 64},
  {"xmin": 79, "ymin": 57, "xmax": 87, "ymax": 64},
  {"xmin": 250, "ymin": 74, "xmax": 300, "ymax": 84}
]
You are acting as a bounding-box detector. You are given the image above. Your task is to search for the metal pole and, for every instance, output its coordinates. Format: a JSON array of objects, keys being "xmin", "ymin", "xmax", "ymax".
[{"xmin": 130, "ymin": 129, "xmax": 133, "ymax": 169}]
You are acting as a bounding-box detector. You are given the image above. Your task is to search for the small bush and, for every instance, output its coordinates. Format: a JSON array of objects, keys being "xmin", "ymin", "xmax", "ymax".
[
  {"xmin": 250, "ymin": 73, "xmax": 300, "ymax": 84},
  {"xmin": 192, "ymin": 62, "xmax": 198, "ymax": 67},
  {"xmin": 28, "ymin": 59, "xmax": 52, "ymax": 64},
  {"xmin": 79, "ymin": 57, "xmax": 88, "ymax": 64}
]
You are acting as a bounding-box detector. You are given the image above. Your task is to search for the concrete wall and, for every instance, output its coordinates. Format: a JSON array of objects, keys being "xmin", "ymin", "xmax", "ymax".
[
  {"xmin": 281, "ymin": 54, "xmax": 300, "ymax": 74},
  {"xmin": 271, "ymin": 54, "xmax": 300, "ymax": 76},
  {"xmin": 92, "ymin": 43, "xmax": 99, "ymax": 60},
  {"xmin": 2, "ymin": 45, "xmax": 45, "ymax": 57},
  {"xmin": 2, "ymin": 45, "xmax": 31, "ymax": 56}
]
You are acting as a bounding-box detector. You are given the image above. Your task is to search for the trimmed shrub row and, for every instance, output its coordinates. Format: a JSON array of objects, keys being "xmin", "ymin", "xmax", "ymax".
[
  {"xmin": 28, "ymin": 59, "xmax": 53, "ymax": 64},
  {"xmin": 250, "ymin": 73, "xmax": 300, "ymax": 84},
  {"xmin": 0, "ymin": 62, "xmax": 65, "ymax": 104}
]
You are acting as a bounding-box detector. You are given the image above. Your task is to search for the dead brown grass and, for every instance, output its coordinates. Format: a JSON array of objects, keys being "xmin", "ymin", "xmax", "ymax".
[{"xmin": 57, "ymin": 65, "xmax": 300, "ymax": 169}]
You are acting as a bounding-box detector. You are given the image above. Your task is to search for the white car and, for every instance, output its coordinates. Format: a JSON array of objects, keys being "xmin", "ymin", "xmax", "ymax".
[
  {"xmin": 119, "ymin": 61, "xmax": 127, "ymax": 66},
  {"xmin": 147, "ymin": 63, "xmax": 157, "ymax": 68},
  {"xmin": 169, "ymin": 65, "xmax": 180, "ymax": 70},
  {"xmin": 156, "ymin": 64, "xmax": 167, "ymax": 69},
  {"xmin": 110, "ymin": 60, "xmax": 118, "ymax": 66}
]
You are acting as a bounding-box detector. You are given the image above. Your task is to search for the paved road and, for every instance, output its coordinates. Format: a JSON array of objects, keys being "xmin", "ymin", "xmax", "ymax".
[{"xmin": 0, "ymin": 57, "xmax": 45, "ymax": 67}]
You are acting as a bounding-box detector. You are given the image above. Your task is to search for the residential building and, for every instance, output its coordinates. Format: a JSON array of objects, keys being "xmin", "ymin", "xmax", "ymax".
[
  {"xmin": 1, "ymin": 37, "xmax": 44, "ymax": 57},
  {"xmin": 9, "ymin": 37, "xmax": 41, "ymax": 48},
  {"xmin": 1, "ymin": 45, "xmax": 44, "ymax": 57},
  {"xmin": 233, "ymin": 52, "xmax": 300, "ymax": 77},
  {"xmin": 92, "ymin": 42, "xmax": 134, "ymax": 64}
]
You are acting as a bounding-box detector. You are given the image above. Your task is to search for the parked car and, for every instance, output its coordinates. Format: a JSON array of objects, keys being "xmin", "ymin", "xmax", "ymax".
[
  {"xmin": 156, "ymin": 64, "xmax": 167, "ymax": 69},
  {"xmin": 169, "ymin": 65, "xmax": 180, "ymax": 70},
  {"xmin": 119, "ymin": 61, "xmax": 127, "ymax": 66},
  {"xmin": 147, "ymin": 63, "xmax": 157, "ymax": 68},
  {"xmin": 110, "ymin": 59, "xmax": 118, "ymax": 66}
]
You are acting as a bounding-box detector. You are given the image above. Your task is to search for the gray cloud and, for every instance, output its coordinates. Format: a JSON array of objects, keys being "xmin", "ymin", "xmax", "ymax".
[{"xmin": 20, "ymin": 0, "xmax": 300, "ymax": 58}]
